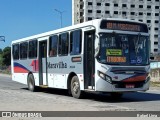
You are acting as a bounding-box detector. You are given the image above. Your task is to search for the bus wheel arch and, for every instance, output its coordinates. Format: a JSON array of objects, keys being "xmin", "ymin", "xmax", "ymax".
[{"xmin": 27, "ymin": 72, "xmax": 36, "ymax": 92}]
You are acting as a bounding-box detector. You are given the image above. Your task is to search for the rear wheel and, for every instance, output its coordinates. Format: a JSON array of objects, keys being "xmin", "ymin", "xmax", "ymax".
[
  {"xmin": 71, "ymin": 76, "xmax": 83, "ymax": 99},
  {"xmin": 27, "ymin": 74, "xmax": 36, "ymax": 92}
]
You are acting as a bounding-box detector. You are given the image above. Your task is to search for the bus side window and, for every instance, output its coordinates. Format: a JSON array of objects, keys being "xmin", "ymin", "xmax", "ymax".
[
  {"xmin": 70, "ymin": 29, "xmax": 82, "ymax": 55},
  {"xmin": 29, "ymin": 40, "xmax": 37, "ymax": 59},
  {"xmin": 49, "ymin": 35, "xmax": 58, "ymax": 57},
  {"xmin": 59, "ymin": 32, "xmax": 69, "ymax": 56},
  {"xmin": 13, "ymin": 44, "xmax": 19, "ymax": 60},
  {"xmin": 20, "ymin": 42, "xmax": 28, "ymax": 59}
]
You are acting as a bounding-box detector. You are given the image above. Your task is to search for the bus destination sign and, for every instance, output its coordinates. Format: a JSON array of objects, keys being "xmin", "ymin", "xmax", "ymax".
[
  {"xmin": 107, "ymin": 22, "xmax": 140, "ymax": 31},
  {"xmin": 100, "ymin": 20, "xmax": 148, "ymax": 33}
]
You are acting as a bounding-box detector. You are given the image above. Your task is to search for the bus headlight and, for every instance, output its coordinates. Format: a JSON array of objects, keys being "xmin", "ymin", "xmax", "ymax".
[
  {"xmin": 98, "ymin": 70, "xmax": 112, "ymax": 84},
  {"xmin": 99, "ymin": 71, "xmax": 106, "ymax": 80}
]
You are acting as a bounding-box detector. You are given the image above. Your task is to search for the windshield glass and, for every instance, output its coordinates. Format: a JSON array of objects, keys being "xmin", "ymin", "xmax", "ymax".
[{"xmin": 99, "ymin": 33, "xmax": 149, "ymax": 65}]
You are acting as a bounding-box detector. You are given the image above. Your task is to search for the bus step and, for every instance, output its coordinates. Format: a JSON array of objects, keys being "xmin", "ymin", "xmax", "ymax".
[
  {"xmin": 88, "ymin": 86, "xmax": 95, "ymax": 89},
  {"xmin": 39, "ymin": 85, "xmax": 48, "ymax": 88},
  {"xmin": 84, "ymin": 89, "xmax": 95, "ymax": 92},
  {"xmin": 84, "ymin": 86, "xmax": 95, "ymax": 91}
]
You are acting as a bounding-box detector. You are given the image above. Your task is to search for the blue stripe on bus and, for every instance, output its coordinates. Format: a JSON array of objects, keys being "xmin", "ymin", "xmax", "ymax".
[{"xmin": 14, "ymin": 62, "xmax": 30, "ymax": 72}]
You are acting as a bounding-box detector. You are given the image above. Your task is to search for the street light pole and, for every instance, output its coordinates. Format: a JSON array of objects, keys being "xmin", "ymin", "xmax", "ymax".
[
  {"xmin": 54, "ymin": 9, "xmax": 65, "ymax": 28},
  {"xmin": 0, "ymin": 36, "xmax": 5, "ymax": 42}
]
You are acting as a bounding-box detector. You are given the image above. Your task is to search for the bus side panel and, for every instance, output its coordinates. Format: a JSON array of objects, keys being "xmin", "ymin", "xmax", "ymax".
[
  {"xmin": 53, "ymin": 74, "xmax": 66, "ymax": 89},
  {"xmin": 12, "ymin": 59, "xmax": 39, "ymax": 85},
  {"xmin": 60, "ymin": 55, "xmax": 84, "ymax": 90},
  {"xmin": 12, "ymin": 73, "xmax": 28, "ymax": 85},
  {"xmin": 47, "ymin": 73, "xmax": 54, "ymax": 88},
  {"xmin": 47, "ymin": 55, "xmax": 84, "ymax": 90}
]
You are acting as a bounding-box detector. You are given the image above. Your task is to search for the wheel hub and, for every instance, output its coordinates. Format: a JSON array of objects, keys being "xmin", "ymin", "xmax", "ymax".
[
  {"xmin": 73, "ymin": 82, "xmax": 79, "ymax": 94},
  {"xmin": 29, "ymin": 77, "xmax": 33, "ymax": 89}
]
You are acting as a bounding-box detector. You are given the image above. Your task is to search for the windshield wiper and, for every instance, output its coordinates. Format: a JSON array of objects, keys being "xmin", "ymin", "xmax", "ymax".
[{"xmin": 135, "ymin": 33, "xmax": 141, "ymax": 56}]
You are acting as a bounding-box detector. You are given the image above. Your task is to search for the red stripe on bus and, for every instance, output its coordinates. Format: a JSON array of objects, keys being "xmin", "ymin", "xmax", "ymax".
[
  {"xmin": 14, "ymin": 67, "xmax": 29, "ymax": 73},
  {"xmin": 122, "ymin": 74, "xmax": 148, "ymax": 82}
]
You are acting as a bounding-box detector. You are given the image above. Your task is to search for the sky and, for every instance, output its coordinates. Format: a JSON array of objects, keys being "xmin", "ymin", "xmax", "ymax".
[{"xmin": 0, "ymin": 0, "xmax": 72, "ymax": 49}]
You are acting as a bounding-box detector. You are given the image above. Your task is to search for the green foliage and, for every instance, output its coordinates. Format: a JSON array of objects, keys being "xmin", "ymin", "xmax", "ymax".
[
  {"xmin": 2, "ymin": 47, "xmax": 11, "ymax": 66},
  {"xmin": 0, "ymin": 48, "xmax": 2, "ymax": 54},
  {"xmin": 1, "ymin": 47, "xmax": 11, "ymax": 66},
  {"xmin": 0, "ymin": 54, "xmax": 3, "ymax": 66}
]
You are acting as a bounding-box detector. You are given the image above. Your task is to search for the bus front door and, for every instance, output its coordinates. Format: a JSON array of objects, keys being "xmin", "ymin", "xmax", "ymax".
[
  {"xmin": 39, "ymin": 40, "xmax": 48, "ymax": 86},
  {"xmin": 84, "ymin": 30, "xmax": 95, "ymax": 89}
]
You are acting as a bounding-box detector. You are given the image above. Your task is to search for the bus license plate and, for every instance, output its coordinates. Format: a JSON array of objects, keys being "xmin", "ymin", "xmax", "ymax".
[{"xmin": 126, "ymin": 84, "xmax": 135, "ymax": 88}]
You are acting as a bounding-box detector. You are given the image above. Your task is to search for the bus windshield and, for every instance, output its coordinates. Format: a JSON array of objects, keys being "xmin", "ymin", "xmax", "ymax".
[{"xmin": 99, "ymin": 33, "xmax": 149, "ymax": 65}]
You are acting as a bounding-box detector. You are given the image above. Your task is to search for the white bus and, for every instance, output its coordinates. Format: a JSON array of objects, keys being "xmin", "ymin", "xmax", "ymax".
[{"xmin": 11, "ymin": 18, "xmax": 150, "ymax": 99}]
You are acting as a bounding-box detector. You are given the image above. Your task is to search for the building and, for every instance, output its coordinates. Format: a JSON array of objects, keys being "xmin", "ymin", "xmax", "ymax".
[
  {"xmin": 158, "ymin": 13, "xmax": 160, "ymax": 54},
  {"xmin": 72, "ymin": 0, "xmax": 160, "ymax": 58}
]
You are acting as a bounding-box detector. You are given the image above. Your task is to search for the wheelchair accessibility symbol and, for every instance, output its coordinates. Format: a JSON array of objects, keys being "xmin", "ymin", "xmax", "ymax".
[{"xmin": 137, "ymin": 56, "xmax": 142, "ymax": 63}]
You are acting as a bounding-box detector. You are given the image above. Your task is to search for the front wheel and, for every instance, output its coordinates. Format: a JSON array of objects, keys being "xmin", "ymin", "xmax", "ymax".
[
  {"xmin": 27, "ymin": 74, "xmax": 36, "ymax": 92},
  {"xmin": 71, "ymin": 76, "xmax": 83, "ymax": 99}
]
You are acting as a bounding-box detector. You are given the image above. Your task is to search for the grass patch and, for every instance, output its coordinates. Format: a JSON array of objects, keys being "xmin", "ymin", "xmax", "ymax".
[
  {"xmin": 150, "ymin": 81, "xmax": 160, "ymax": 87},
  {"xmin": 0, "ymin": 68, "xmax": 11, "ymax": 75},
  {"xmin": 1, "ymin": 70, "xmax": 11, "ymax": 74}
]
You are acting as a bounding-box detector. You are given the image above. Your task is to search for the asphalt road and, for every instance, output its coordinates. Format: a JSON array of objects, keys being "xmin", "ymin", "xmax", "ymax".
[{"xmin": 0, "ymin": 74, "xmax": 160, "ymax": 112}]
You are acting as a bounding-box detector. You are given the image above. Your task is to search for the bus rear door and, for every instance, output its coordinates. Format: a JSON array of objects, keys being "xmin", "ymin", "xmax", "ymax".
[{"xmin": 39, "ymin": 40, "xmax": 48, "ymax": 86}]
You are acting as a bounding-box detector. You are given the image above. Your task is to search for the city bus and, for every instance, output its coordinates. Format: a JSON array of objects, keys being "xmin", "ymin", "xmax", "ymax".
[{"xmin": 11, "ymin": 18, "xmax": 150, "ymax": 99}]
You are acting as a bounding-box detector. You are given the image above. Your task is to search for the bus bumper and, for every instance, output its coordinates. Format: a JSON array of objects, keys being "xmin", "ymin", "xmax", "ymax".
[{"xmin": 95, "ymin": 78, "xmax": 150, "ymax": 92}]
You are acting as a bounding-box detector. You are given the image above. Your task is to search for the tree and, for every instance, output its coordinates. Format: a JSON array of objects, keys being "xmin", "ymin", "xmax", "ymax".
[
  {"xmin": 0, "ymin": 54, "xmax": 3, "ymax": 66},
  {"xmin": 0, "ymin": 48, "xmax": 2, "ymax": 54},
  {"xmin": 2, "ymin": 47, "xmax": 11, "ymax": 66}
]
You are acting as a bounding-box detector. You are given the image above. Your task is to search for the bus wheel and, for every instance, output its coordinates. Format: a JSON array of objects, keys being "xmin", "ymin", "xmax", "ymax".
[
  {"xmin": 27, "ymin": 74, "xmax": 36, "ymax": 92},
  {"xmin": 110, "ymin": 92, "xmax": 123, "ymax": 99},
  {"xmin": 71, "ymin": 76, "xmax": 83, "ymax": 99}
]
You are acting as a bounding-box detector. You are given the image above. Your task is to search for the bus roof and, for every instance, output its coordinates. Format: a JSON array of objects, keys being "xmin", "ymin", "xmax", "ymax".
[{"xmin": 11, "ymin": 18, "xmax": 147, "ymax": 44}]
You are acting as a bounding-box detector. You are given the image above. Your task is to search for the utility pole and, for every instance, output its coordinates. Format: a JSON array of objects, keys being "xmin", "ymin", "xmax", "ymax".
[
  {"xmin": 54, "ymin": 9, "xmax": 65, "ymax": 28},
  {"xmin": 0, "ymin": 36, "xmax": 5, "ymax": 42}
]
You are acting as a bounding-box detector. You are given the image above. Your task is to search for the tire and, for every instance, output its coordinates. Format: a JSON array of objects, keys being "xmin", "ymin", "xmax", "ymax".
[
  {"xmin": 27, "ymin": 74, "xmax": 36, "ymax": 92},
  {"xmin": 110, "ymin": 92, "xmax": 123, "ymax": 99},
  {"xmin": 71, "ymin": 76, "xmax": 83, "ymax": 99}
]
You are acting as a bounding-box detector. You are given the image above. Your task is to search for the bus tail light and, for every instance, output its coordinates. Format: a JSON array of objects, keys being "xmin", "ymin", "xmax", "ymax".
[{"xmin": 98, "ymin": 70, "xmax": 112, "ymax": 84}]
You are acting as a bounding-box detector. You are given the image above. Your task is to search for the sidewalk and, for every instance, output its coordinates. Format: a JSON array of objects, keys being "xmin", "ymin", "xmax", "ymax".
[
  {"xmin": 0, "ymin": 73, "xmax": 11, "ymax": 78},
  {"xmin": 150, "ymin": 86, "xmax": 160, "ymax": 90}
]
